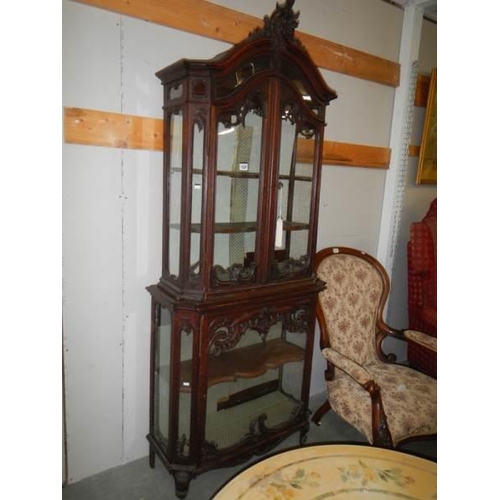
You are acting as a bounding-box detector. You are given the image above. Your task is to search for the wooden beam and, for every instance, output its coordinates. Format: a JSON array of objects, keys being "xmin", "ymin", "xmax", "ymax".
[
  {"xmin": 64, "ymin": 107, "xmax": 163, "ymax": 150},
  {"xmin": 72, "ymin": 0, "xmax": 400, "ymax": 87},
  {"xmin": 64, "ymin": 107, "xmax": 391, "ymax": 169},
  {"xmin": 297, "ymin": 137, "xmax": 390, "ymax": 169},
  {"xmin": 414, "ymin": 74, "xmax": 431, "ymax": 107},
  {"xmin": 408, "ymin": 145, "xmax": 420, "ymax": 157},
  {"xmin": 297, "ymin": 31, "xmax": 399, "ymax": 88}
]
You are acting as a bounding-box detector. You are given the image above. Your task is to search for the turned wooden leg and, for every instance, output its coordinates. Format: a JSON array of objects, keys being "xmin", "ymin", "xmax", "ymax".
[
  {"xmin": 174, "ymin": 471, "xmax": 193, "ymax": 499},
  {"xmin": 300, "ymin": 423, "xmax": 309, "ymax": 445},
  {"xmin": 312, "ymin": 400, "xmax": 331, "ymax": 426},
  {"xmin": 149, "ymin": 443, "xmax": 156, "ymax": 468}
]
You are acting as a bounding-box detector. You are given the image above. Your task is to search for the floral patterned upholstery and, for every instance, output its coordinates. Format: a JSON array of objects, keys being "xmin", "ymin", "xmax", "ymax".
[
  {"xmin": 323, "ymin": 354, "xmax": 436, "ymax": 445},
  {"xmin": 313, "ymin": 247, "xmax": 437, "ymax": 447}
]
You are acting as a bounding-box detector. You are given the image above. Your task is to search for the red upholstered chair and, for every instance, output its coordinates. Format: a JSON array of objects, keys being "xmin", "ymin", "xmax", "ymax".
[
  {"xmin": 407, "ymin": 199, "xmax": 437, "ymax": 378},
  {"xmin": 312, "ymin": 247, "xmax": 437, "ymax": 448}
]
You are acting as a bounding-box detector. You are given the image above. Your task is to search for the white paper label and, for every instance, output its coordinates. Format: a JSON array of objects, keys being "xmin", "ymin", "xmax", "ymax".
[{"xmin": 275, "ymin": 216, "xmax": 283, "ymax": 248}]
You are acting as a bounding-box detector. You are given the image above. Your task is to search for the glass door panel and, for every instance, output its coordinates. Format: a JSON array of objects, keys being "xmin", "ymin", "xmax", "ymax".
[
  {"xmin": 274, "ymin": 111, "xmax": 317, "ymax": 279},
  {"xmin": 204, "ymin": 315, "xmax": 306, "ymax": 450},
  {"xmin": 213, "ymin": 105, "xmax": 263, "ymax": 285}
]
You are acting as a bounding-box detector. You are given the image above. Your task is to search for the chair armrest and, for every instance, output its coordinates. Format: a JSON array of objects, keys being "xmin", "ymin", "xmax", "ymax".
[
  {"xmin": 321, "ymin": 347, "xmax": 373, "ymax": 385},
  {"xmin": 403, "ymin": 329, "xmax": 437, "ymax": 353}
]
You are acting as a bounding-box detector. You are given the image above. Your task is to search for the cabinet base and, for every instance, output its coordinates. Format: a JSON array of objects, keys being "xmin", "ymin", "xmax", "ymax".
[{"xmin": 147, "ymin": 420, "xmax": 310, "ymax": 499}]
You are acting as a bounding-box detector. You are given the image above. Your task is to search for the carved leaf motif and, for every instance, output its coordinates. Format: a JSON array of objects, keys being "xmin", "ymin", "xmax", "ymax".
[{"xmin": 247, "ymin": 0, "xmax": 305, "ymax": 53}]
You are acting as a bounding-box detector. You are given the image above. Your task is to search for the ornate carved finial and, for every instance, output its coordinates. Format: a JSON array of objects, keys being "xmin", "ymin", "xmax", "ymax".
[{"xmin": 247, "ymin": 0, "xmax": 304, "ymax": 51}]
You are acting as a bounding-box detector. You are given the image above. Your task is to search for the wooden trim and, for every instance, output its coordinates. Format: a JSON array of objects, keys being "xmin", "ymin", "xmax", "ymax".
[
  {"xmin": 64, "ymin": 107, "xmax": 163, "ymax": 150},
  {"xmin": 72, "ymin": 0, "xmax": 400, "ymax": 87},
  {"xmin": 408, "ymin": 145, "xmax": 420, "ymax": 157},
  {"xmin": 64, "ymin": 107, "xmax": 391, "ymax": 169},
  {"xmin": 414, "ymin": 74, "xmax": 431, "ymax": 107},
  {"xmin": 297, "ymin": 137, "xmax": 390, "ymax": 169},
  {"xmin": 297, "ymin": 31, "xmax": 399, "ymax": 88}
]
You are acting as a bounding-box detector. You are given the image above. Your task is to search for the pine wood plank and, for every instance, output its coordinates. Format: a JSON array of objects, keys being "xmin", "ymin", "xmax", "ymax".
[
  {"xmin": 297, "ymin": 136, "xmax": 390, "ymax": 169},
  {"xmin": 64, "ymin": 107, "xmax": 392, "ymax": 168},
  {"xmin": 408, "ymin": 145, "xmax": 420, "ymax": 157},
  {"xmin": 72, "ymin": 0, "xmax": 400, "ymax": 87},
  {"xmin": 296, "ymin": 30, "xmax": 399, "ymax": 87},
  {"xmin": 64, "ymin": 107, "xmax": 163, "ymax": 150},
  {"xmin": 414, "ymin": 74, "xmax": 431, "ymax": 107}
]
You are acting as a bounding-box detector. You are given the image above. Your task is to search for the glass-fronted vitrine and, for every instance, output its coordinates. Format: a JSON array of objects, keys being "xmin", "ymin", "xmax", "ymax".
[{"xmin": 146, "ymin": 1, "xmax": 336, "ymax": 497}]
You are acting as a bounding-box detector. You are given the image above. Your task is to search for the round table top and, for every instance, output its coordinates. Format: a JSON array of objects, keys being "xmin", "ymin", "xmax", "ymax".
[{"xmin": 212, "ymin": 443, "xmax": 436, "ymax": 500}]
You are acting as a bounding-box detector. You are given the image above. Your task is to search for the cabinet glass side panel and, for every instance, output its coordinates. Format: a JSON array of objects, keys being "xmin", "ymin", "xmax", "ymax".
[
  {"xmin": 168, "ymin": 111, "xmax": 183, "ymax": 279},
  {"xmin": 212, "ymin": 106, "xmax": 263, "ymax": 285},
  {"xmin": 177, "ymin": 326, "xmax": 194, "ymax": 459},
  {"xmin": 204, "ymin": 317, "xmax": 306, "ymax": 450},
  {"xmin": 154, "ymin": 306, "xmax": 172, "ymax": 444},
  {"xmin": 190, "ymin": 122, "xmax": 204, "ymax": 280},
  {"xmin": 273, "ymin": 114, "xmax": 317, "ymax": 279}
]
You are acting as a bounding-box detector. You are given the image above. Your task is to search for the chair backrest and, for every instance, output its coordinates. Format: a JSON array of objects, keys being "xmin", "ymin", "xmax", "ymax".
[
  {"xmin": 408, "ymin": 198, "xmax": 437, "ymax": 314},
  {"xmin": 315, "ymin": 247, "xmax": 391, "ymax": 366}
]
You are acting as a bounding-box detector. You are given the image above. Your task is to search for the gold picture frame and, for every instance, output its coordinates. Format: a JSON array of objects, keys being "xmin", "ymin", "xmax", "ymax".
[{"xmin": 416, "ymin": 68, "xmax": 437, "ymax": 184}]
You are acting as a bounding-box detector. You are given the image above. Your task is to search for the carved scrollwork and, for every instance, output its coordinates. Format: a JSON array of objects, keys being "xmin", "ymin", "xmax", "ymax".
[
  {"xmin": 211, "ymin": 262, "xmax": 257, "ymax": 286},
  {"xmin": 281, "ymin": 307, "xmax": 311, "ymax": 333},
  {"xmin": 282, "ymin": 101, "xmax": 299, "ymax": 125},
  {"xmin": 208, "ymin": 306, "xmax": 310, "ymax": 356},
  {"xmin": 218, "ymin": 92, "xmax": 264, "ymax": 130},
  {"xmin": 271, "ymin": 255, "xmax": 309, "ymax": 279},
  {"xmin": 299, "ymin": 121, "xmax": 316, "ymax": 139},
  {"xmin": 247, "ymin": 0, "xmax": 305, "ymax": 53},
  {"xmin": 209, "ymin": 318, "xmax": 243, "ymax": 356},
  {"xmin": 208, "ymin": 307, "xmax": 278, "ymax": 355},
  {"xmin": 245, "ymin": 307, "xmax": 279, "ymax": 337},
  {"xmin": 192, "ymin": 108, "xmax": 207, "ymax": 132},
  {"xmin": 176, "ymin": 433, "xmax": 190, "ymax": 457},
  {"xmin": 180, "ymin": 318, "xmax": 194, "ymax": 336}
]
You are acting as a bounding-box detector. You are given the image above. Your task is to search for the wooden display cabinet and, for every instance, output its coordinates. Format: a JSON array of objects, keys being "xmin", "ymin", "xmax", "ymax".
[{"xmin": 146, "ymin": 1, "xmax": 337, "ymax": 497}]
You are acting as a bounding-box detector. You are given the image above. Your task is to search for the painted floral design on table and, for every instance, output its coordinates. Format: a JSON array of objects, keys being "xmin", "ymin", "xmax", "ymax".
[
  {"xmin": 212, "ymin": 445, "xmax": 437, "ymax": 500},
  {"xmin": 260, "ymin": 467, "xmax": 321, "ymax": 499},
  {"xmin": 338, "ymin": 459, "xmax": 416, "ymax": 488}
]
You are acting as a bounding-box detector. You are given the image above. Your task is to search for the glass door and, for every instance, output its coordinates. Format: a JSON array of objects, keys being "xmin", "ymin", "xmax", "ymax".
[{"xmin": 212, "ymin": 92, "xmax": 264, "ymax": 286}]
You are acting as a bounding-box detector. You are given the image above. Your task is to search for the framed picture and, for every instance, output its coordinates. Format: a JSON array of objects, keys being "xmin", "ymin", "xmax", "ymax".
[{"xmin": 416, "ymin": 68, "xmax": 437, "ymax": 184}]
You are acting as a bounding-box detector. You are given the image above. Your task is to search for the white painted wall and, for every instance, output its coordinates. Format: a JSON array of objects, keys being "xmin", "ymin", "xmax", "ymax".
[
  {"xmin": 386, "ymin": 18, "xmax": 437, "ymax": 331},
  {"xmin": 62, "ymin": 0, "xmax": 406, "ymax": 483}
]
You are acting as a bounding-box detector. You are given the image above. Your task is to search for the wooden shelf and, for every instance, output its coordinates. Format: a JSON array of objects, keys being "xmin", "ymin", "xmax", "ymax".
[
  {"xmin": 279, "ymin": 174, "xmax": 312, "ymax": 182},
  {"xmin": 192, "ymin": 222, "xmax": 257, "ymax": 233},
  {"xmin": 283, "ymin": 221, "xmax": 309, "ymax": 231},
  {"xmin": 191, "ymin": 169, "xmax": 312, "ymax": 182},
  {"xmin": 186, "ymin": 220, "xmax": 309, "ymax": 234},
  {"xmin": 216, "ymin": 170, "xmax": 260, "ymax": 179},
  {"xmin": 179, "ymin": 339, "xmax": 304, "ymax": 392}
]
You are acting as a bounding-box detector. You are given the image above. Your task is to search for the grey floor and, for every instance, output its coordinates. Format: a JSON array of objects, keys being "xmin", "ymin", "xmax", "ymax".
[{"xmin": 62, "ymin": 393, "xmax": 437, "ymax": 500}]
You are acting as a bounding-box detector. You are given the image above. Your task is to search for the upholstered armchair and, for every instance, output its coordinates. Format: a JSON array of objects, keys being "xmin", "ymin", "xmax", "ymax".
[
  {"xmin": 407, "ymin": 198, "xmax": 437, "ymax": 378},
  {"xmin": 312, "ymin": 247, "xmax": 437, "ymax": 448}
]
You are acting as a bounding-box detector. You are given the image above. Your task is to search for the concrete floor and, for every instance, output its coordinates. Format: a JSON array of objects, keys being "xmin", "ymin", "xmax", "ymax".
[{"xmin": 62, "ymin": 393, "xmax": 436, "ymax": 500}]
